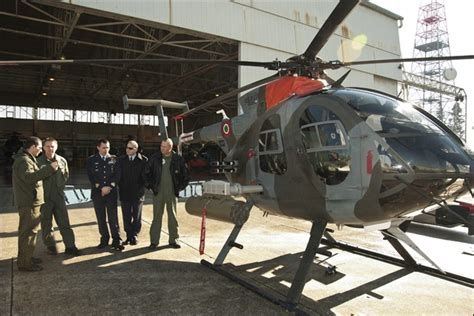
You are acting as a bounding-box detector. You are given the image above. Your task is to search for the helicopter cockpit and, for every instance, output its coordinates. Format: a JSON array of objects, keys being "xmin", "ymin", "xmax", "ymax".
[{"xmin": 334, "ymin": 88, "xmax": 473, "ymax": 176}]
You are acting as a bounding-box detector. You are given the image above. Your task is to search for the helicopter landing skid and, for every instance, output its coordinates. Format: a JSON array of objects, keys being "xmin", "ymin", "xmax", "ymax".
[
  {"xmin": 320, "ymin": 235, "xmax": 473, "ymax": 287},
  {"xmin": 202, "ymin": 220, "xmax": 328, "ymax": 312}
]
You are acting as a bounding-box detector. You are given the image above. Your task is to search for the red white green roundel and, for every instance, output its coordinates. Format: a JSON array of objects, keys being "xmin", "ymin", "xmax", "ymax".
[{"xmin": 221, "ymin": 119, "xmax": 232, "ymax": 138}]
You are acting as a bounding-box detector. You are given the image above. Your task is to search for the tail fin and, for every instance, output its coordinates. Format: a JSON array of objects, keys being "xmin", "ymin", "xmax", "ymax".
[{"xmin": 123, "ymin": 95, "xmax": 188, "ymax": 140}]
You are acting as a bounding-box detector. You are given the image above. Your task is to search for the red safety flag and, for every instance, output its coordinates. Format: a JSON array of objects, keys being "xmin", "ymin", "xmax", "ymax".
[
  {"xmin": 199, "ymin": 206, "xmax": 207, "ymax": 255},
  {"xmin": 366, "ymin": 150, "xmax": 373, "ymax": 174}
]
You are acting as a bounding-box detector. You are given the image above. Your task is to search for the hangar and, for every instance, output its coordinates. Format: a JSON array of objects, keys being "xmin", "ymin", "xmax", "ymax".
[{"xmin": 0, "ymin": 0, "xmax": 402, "ymax": 170}]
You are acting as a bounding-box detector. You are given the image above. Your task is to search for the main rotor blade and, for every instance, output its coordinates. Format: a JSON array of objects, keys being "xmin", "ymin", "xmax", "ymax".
[
  {"xmin": 176, "ymin": 73, "xmax": 280, "ymax": 119},
  {"xmin": 0, "ymin": 58, "xmax": 277, "ymax": 68},
  {"xmin": 303, "ymin": 0, "xmax": 360, "ymax": 60},
  {"xmin": 340, "ymin": 55, "xmax": 474, "ymax": 67}
]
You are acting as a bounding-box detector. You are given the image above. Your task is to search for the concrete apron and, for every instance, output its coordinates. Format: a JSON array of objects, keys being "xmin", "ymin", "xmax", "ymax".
[{"xmin": 0, "ymin": 202, "xmax": 472, "ymax": 315}]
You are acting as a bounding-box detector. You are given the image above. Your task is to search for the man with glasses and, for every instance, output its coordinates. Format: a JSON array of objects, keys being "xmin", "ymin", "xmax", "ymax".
[
  {"xmin": 12, "ymin": 136, "xmax": 58, "ymax": 271},
  {"xmin": 117, "ymin": 140, "xmax": 148, "ymax": 246},
  {"xmin": 86, "ymin": 138, "xmax": 124, "ymax": 251}
]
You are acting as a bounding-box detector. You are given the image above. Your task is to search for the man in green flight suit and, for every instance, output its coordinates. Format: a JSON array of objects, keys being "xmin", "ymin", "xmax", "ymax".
[
  {"xmin": 12, "ymin": 136, "xmax": 58, "ymax": 272},
  {"xmin": 38, "ymin": 137, "xmax": 80, "ymax": 256},
  {"xmin": 145, "ymin": 138, "xmax": 189, "ymax": 249}
]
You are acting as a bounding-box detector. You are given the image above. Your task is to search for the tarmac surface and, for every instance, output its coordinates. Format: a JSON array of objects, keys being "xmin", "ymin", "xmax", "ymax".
[{"xmin": 1, "ymin": 199, "xmax": 473, "ymax": 315}]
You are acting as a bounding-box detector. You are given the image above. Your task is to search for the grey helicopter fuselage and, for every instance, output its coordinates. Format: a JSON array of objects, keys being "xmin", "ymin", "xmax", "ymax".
[{"xmin": 188, "ymin": 82, "xmax": 474, "ymax": 226}]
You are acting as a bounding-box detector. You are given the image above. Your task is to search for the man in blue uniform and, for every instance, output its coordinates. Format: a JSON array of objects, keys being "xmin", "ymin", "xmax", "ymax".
[{"xmin": 86, "ymin": 139, "xmax": 124, "ymax": 251}]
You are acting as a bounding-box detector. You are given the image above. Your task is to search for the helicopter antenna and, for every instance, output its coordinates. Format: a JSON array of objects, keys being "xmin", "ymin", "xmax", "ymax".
[{"xmin": 331, "ymin": 70, "xmax": 351, "ymax": 87}]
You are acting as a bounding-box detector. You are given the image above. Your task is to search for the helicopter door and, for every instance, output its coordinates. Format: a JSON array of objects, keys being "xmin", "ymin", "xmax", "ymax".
[
  {"xmin": 257, "ymin": 114, "xmax": 287, "ymax": 176},
  {"xmin": 301, "ymin": 120, "xmax": 351, "ymax": 185}
]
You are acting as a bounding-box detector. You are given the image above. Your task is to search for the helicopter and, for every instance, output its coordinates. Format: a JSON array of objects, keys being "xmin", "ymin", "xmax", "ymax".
[{"xmin": 2, "ymin": 0, "xmax": 474, "ymax": 310}]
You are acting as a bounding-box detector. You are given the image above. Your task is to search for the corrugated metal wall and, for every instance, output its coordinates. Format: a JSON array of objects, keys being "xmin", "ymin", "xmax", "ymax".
[{"xmin": 67, "ymin": 0, "xmax": 402, "ymax": 95}]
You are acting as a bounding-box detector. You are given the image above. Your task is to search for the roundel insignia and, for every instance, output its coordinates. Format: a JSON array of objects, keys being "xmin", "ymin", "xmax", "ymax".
[{"xmin": 221, "ymin": 119, "xmax": 232, "ymax": 138}]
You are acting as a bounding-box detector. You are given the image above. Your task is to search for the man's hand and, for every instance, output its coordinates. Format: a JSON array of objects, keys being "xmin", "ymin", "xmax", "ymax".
[
  {"xmin": 50, "ymin": 161, "xmax": 59, "ymax": 171},
  {"xmin": 101, "ymin": 186, "xmax": 112, "ymax": 196}
]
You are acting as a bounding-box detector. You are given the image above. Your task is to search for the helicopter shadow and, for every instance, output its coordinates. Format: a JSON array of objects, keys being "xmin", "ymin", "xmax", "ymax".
[
  {"xmin": 221, "ymin": 251, "xmax": 413, "ymax": 314},
  {"xmin": 6, "ymin": 246, "xmax": 287, "ymax": 315}
]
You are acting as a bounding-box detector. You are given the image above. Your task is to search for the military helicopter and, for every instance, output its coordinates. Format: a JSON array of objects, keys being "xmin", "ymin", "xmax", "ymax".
[{"xmin": 2, "ymin": 0, "xmax": 474, "ymax": 310}]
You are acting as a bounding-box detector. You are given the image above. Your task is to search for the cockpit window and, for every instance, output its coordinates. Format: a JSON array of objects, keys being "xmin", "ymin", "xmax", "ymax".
[
  {"xmin": 300, "ymin": 105, "xmax": 351, "ymax": 185},
  {"xmin": 333, "ymin": 89, "xmax": 471, "ymax": 174},
  {"xmin": 334, "ymin": 89, "xmax": 443, "ymax": 135},
  {"xmin": 259, "ymin": 115, "xmax": 287, "ymax": 175}
]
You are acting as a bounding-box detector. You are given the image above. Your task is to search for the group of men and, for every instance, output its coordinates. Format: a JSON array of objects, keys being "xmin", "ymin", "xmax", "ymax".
[{"xmin": 12, "ymin": 136, "xmax": 189, "ymax": 272}]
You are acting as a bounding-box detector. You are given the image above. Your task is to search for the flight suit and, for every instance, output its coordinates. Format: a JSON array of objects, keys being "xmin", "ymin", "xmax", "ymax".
[
  {"xmin": 86, "ymin": 153, "xmax": 121, "ymax": 245},
  {"xmin": 37, "ymin": 154, "xmax": 76, "ymax": 250},
  {"xmin": 12, "ymin": 150, "xmax": 54, "ymax": 270},
  {"xmin": 145, "ymin": 151, "xmax": 189, "ymax": 245}
]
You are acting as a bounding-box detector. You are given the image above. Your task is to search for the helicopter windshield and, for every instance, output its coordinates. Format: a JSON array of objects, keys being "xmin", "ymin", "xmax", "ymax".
[{"xmin": 333, "ymin": 89, "xmax": 471, "ymax": 174}]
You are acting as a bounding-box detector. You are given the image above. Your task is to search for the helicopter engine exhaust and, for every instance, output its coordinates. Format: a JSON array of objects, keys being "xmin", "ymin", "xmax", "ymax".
[{"xmin": 185, "ymin": 195, "xmax": 252, "ymax": 225}]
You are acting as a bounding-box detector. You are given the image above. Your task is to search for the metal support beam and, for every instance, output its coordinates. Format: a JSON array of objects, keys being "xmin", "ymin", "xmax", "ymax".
[{"xmin": 214, "ymin": 224, "xmax": 243, "ymax": 266}]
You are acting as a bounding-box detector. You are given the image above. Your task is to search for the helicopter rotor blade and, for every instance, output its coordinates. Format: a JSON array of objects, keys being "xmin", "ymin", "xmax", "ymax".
[
  {"xmin": 0, "ymin": 57, "xmax": 284, "ymax": 69},
  {"xmin": 327, "ymin": 54, "xmax": 474, "ymax": 69},
  {"xmin": 176, "ymin": 72, "xmax": 280, "ymax": 119},
  {"xmin": 303, "ymin": 0, "xmax": 360, "ymax": 60}
]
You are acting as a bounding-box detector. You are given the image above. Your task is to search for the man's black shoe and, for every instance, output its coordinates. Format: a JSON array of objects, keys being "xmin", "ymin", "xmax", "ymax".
[
  {"xmin": 47, "ymin": 246, "xmax": 58, "ymax": 255},
  {"xmin": 169, "ymin": 243, "xmax": 181, "ymax": 249},
  {"xmin": 122, "ymin": 238, "xmax": 131, "ymax": 246},
  {"xmin": 111, "ymin": 241, "xmax": 124, "ymax": 251},
  {"xmin": 148, "ymin": 243, "xmax": 158, "ymax": 250},
  {"xmin": 31, "ymin": 257, "xmax": 42, "ymax": 264},
  {"xmin": 65, "ymin": 246, "xmax": 81, "ymax": 256},
  {"xmin": 18, "ymin": 264, "xmax": 43, "ymax": 272},
  {"xmin": 130, "ymin": 238, "xmax": 138, "ymax": 246},
  {"xmin": 97, "ymin": 242, "xmax": 108, "ymax": 249}
]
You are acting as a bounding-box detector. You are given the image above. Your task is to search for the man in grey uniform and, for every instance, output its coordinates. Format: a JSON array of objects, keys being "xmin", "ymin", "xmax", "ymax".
[{"xmin": 38, "ymin": 137, "xmax": 80, "ymax": 256}]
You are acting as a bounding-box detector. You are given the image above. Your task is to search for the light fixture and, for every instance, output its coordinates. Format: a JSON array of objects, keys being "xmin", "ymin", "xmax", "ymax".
[
  {"xmin": 48, "ymin": 76, "xmax": 55, "ymax": 81},
  {"xmin": 42, "ymin": 92, "xmax": 48, "ymax": 96}
]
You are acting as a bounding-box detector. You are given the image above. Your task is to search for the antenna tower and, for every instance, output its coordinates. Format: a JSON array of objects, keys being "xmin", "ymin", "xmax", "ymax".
[{"xmin": 409, "ymin": 0, "xmax": 465, "ymax": 137}]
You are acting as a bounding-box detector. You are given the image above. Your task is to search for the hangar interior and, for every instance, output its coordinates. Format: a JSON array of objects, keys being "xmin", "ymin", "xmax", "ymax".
[
  {"xmin": 0, "ymin": 0, "xmax": 240, "ymax": 174},
  {"xmin": 0, "ymin": 0, "xmax": 401, "ymax": 183}
]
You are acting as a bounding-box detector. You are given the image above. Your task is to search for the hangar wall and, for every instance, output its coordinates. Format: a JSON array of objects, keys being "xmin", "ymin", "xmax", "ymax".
[{"xmin": 65, "ymin": 0, "xmax": 403, "ymax": 95}]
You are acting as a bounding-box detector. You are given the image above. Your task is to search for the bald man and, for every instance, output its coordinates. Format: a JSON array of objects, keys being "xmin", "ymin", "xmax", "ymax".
[
  {"xmin": 117, "ymin": 140, "xmax": 148, "ymax": 245},
  {"xmin": 145, "ymin": 138, "xmax": 189, "ymax": 249}
]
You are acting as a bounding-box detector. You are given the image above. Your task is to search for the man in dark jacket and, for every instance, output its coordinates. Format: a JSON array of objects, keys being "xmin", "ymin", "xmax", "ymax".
[
  {"xmin": 117, "ymin": 140, "xmax": 148, "ymax": 246},
  {"xmin": 145, "ymin": 138, "xmax": 189, "ymax": 249},
  {"xmin": 12, "ymin": 136, "xmax": 58, "ymax": 271},
  {"xmin": 86, "ymin": 139, "xmax": 124, "ymax": 251}
]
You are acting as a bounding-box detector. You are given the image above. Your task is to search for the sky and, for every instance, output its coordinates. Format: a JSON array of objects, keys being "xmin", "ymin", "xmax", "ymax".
[{"xmin": 370, "ymin": 0, "xmax": 474, "ymax": 147}]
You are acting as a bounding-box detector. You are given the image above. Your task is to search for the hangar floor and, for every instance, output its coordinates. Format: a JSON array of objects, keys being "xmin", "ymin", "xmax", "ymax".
[{"xmin": 0, "ymin": 201, "xmax": 472, "ymax": 315}]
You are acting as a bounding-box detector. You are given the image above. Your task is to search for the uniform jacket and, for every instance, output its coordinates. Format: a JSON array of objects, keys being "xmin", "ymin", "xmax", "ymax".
[
  {"xmin": 86, "ymin": 153, "xmax": 118, "ymax": 200},
  {"xmin": 144, "ymin": 151, "xmax": 190, "ymax": 197},
  {"xmin": 117, "ymin": 153, "xmax": 148, "ymax": 202},
  {"xmin": 37, "ymin": 154, "xmax": 69, "ymax": 199},
  {"xmin": 12, "ymin": 150, "xmax": 54, "ymax": 208}
]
